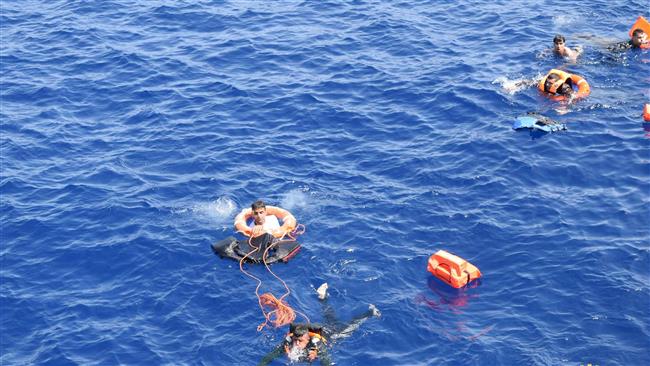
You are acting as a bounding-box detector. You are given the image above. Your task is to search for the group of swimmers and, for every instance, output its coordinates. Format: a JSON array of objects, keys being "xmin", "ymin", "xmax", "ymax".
[
  {"xmin": 231, "ymin": 200, "xmax": 380, "ymax": 365},
  {"xmin": 229, "ymin": 18, "xmax": 650, "ymax": 366},
  {"xmin": 538, "ymin": 16, "xmax": 648, "ymax": 101}
]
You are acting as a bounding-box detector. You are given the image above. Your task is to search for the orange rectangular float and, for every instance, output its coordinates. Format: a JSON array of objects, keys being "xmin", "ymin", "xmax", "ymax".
[{"xmin": 427, "ymin": 250, "xmax": 481, "ymax": 288}]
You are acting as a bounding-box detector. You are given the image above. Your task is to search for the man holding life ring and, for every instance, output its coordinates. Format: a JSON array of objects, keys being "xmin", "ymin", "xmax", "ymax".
[
  {"xmin": 249, "ymin": 200, "xmax": 277, "ymax": 237},
  {"xmin": 538, "ymin": 69, "xmax": 590, "ymax": 101},
  {"xmin": 234, "ymin": 200, "xmax": 297, "ymax": 238}
]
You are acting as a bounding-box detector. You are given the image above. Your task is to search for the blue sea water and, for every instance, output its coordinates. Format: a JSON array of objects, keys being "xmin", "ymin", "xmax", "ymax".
[{"xmin": 1, "ymin": 1, "xmax": 649, "ymax": 365}]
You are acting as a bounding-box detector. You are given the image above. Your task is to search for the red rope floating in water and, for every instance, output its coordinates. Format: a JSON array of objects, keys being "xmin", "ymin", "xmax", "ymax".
[
  {"xmin": 238, "ymin": 227, "xmax": 308, "ymax": 331},
  {"xmin": 257, "ymin": 293, "xmax": 296, "ymax": 330}
]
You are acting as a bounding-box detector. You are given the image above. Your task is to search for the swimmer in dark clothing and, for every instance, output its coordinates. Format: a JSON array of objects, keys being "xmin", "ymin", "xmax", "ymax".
[
  {"xmin": 258, "ymin": 283, "xmax": 381, "ymax": 365},
  {"xmin": 630, "ymin": 28, "xmax": 649, "ymax": 48},
  {"xmin": 608, "ymin": 28, "xmax": 649, "ymax": 51}
]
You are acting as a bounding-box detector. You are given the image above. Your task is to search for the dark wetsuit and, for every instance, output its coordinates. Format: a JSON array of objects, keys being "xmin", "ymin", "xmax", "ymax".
[
  {"xmin": 258, "ymin": 334, "xmax": 331, "ymax": 366},
  {"xmin": 608, "ymin": 40, "xmax": 637, "ymax": 52},
  {"xmin": 258, "ymin": 299, "xmax": 377, "ymax": 365}
]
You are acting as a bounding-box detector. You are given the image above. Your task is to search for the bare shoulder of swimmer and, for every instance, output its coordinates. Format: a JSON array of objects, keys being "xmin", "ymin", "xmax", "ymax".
[{"xmin": 565, "ymin": 47, "xmax": 580, "ymax": 60}]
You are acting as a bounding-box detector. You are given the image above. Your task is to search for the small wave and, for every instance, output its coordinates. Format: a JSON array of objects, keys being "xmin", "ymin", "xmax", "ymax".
[
  {"xmin": 492, "ymin": 74, "xmax": 541, "ymax": 95},
  {"xmin": 552, "ymin": 14, "xmax": 579, "ymax": 27},
  {"xmin": 280, "ymin": 188, "xmax": 310, "ymax": 210},
  {"xmin": 191, "ymin": 196, "xmax": 237, "ymax": 222}
]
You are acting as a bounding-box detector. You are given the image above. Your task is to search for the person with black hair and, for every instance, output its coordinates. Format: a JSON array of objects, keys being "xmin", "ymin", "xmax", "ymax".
[
  {"xmin": 538, "ymin": 68, "xmax": 590, "ymax": 101},
  {"xmin": 258, "ymin": 284, "xmax": 380, "ymax": 365},
  {"xmin": 608, "ymin": 29, "xmax": 647, "ymax": 51},
  {"xmin": 608, "ymin": 28, "xmax": 649, "ymax": 51},
  {"xmin": 543, "ymin": 72, "xmax": 574, "ymax": 96},
  {"xmin": 552, "ymin": 34, "xmax": 582, "ymax": 60},
  {"xmin": 630, "ymin": 28, "xmax": 648, "ymax": 48},
  {"xmin": 233, "ymin": 199, "xmax": 297, "ymax": 239}
]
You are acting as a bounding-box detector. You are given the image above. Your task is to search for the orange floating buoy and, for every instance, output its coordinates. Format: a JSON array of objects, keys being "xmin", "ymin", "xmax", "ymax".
[
  {"xmin": 427, "ymin": 250, "xmax": 481, "ymax": 288},
  {"xmin": 644, "ymin": 104, "xmax": 650, "ymax": 122}
]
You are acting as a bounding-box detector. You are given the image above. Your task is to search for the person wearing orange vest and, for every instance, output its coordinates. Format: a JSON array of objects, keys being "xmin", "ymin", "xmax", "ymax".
[
  {"xmin": 630, "ymin": 28, "xmax": 649, "ymax": 48},
  {"xmin": 608, "ymin": 16, "xmax": 650, "ymax": 51},
  {"xmin": 258, "ymin": 284, "xmax": 381, "ymax": 365},
  {"xmin": 538, "ymin": 69, "xmax": 590, "ymax": 101},
  {"xmin": 278, "ymin": 323, "xmax": 330, "ymax": 365},
  {"xmin": 610, "ymin": 28, "xmax": 649, "ymax": 51}
]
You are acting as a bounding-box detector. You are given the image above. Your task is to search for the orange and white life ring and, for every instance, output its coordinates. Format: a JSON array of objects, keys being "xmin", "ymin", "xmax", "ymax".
[
  {"xmin": 234, "ymin": 205, "xmax": 297, "ymax": 238},
  {"xmin": 538, "ymin": 69, "xmax": 590, "ymax": 102}
]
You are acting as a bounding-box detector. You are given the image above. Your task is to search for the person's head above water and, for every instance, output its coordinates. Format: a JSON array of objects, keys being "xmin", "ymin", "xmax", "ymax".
[
  {"xmin": 251, "ymin": 200, "xmax": 267, "ymax": 225},
  {"xmin": 551, "ymin": 34, "xmax": 581, "ymax": 59},
  {"xmin": 544, "ymin": 72, "xmax": 573, "ymax": 96},
  {"xmin": 289, "ymin": 324, "xmax": 311, "ymax": 348},
  {"xmin": 553, "ymin": 34, "xmax": 567, "ymax": 53},
  {"xmin": 631, "ymin": 28, "xmax": 648, "ymax": 48},
  {"xmin": 538, "ymin": 69, "xmax": 590, "ymax": 101}
]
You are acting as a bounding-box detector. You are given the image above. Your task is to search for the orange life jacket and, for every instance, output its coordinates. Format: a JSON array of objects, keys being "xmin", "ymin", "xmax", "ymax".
[
  {"xmin": 284, "ymin": 331, "xmax": 326, "ymax": 359},
  {"xmin": 629, "ymin": 16, "xmax": 650, "ymax": 49},
  {"xmin": 538, "ymin": 69, "xmax": 590, "ymax": 101}
]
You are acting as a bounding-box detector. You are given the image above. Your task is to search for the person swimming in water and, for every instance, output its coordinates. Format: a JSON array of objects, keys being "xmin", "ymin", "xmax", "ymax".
[
  {"xmin": 233, "ymin": 199, "xmax": 298, "ymax": 239},
  {"xmin": 541, "ymin": 71, "xmax": 574, "ymax": 97},
  {"xmin": 608, "ymin": 28, "xmax": 649, "ymax": 51},
  {"xmin": 249, "ymin": 200, "xmax": 280, "ymax": 237},
  {"xmin": 258, "ymin": 283, "xmax": 381, "ymax": 365},
  {"xmin": 552, "ymin": 34, "xmax": 582, "ymax": 60},
  {"xmin": 608, "ymin": 28, "xmax": 648, "ymax": 51},
  {"xmin": 496, "ymin": 68, "xmax": 589, "ymax": 105},
  {"xmin": 536, "ymin": 68, "xmax": 590, "ymax": 102}
]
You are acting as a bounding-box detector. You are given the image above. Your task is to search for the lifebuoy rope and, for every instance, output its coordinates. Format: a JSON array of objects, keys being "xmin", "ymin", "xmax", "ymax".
[{"xmin": 238, "ymin": 226, "xmax": 309, "ymax": 331}]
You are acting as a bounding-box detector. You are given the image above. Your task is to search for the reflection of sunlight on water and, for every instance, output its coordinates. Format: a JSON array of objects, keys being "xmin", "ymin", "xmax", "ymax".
[
  {"xmin": 554, "ymin": 105, "xmax": 571, "ymax": 115},
  {"xmin": 280, "ymin": 188, "xmax": 310, "ymax": 210},
  {"xmin": 192, "ymin": 196, "xmax": 237, "ymax": 223}
]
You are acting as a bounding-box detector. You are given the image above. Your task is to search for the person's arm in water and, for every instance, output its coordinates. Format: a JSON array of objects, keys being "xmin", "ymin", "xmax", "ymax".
[
  {"xmin": 318, "ymin": 346, "xmax": 332, "ymax": 366},
  {"xmin": 607, "ymin": 40, "xmax": 633, "ymax": 52},
  {"xmin": 563, "ymin": 46, "xmax": 582, "ymax": 61},
  {"xmin": 258, "ymin": 344, "xmax": 284, "ymax": 366}
]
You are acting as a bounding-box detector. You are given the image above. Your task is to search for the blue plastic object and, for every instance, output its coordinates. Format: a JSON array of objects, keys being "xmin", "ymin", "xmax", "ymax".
[{"xmin": 513, "ymin": 116, "xmax": 566, "ymax": 132}]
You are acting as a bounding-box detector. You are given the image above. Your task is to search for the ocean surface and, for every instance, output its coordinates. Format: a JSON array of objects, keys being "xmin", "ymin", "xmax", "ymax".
[{"xmin": 2, "ymin": 1, "xmax": 649, "ymax": 365}]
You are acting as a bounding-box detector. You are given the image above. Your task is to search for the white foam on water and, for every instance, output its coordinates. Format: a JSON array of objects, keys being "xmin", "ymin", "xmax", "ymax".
[
  {"xmin": 192, "ymin": 196, "xmax": 237, "ymax": 223},
  {"xmin": 280, "ymin": 188, "xmax": 310, "ymax": 210},
  {"xmin": 286, "ymin": 345, "xmax": 306, "ymax": 362},
  {"xmin": 492, "ymin": 75, "xmax": 539, "ymax": 95}
]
